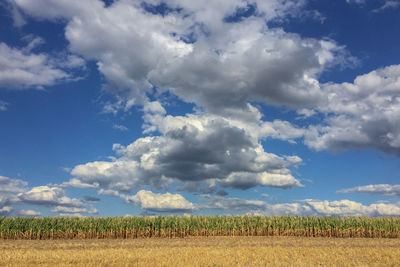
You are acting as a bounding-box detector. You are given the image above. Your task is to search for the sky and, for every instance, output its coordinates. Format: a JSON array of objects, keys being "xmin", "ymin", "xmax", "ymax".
[{"xmin": 1, "ymin": 0, "xmax": 400, "ymax": 217}]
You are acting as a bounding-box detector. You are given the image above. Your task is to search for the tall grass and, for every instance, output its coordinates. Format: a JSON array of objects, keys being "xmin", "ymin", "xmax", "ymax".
[{"xmin": 1, "ymin": 216, "xmax": 399, "ymax": 239}]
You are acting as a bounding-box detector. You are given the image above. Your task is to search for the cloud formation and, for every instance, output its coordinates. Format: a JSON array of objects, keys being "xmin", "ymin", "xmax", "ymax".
[
  {"xmin": 0, "ymin": 40, "xmax": 83, "ymax": 89},
  {"xmin": 5, "ymin": 0, "xmax": 400, "ymax": 217},
  {"xmin": 201, "ymin": 195, "xmax": 400, "ymax": 216},
  {"xmin": 13, "ymin": 0, "xmax": 400, "ymax": 158},
  {"xmin": 12, "ymin": 0, "xmax": 341, "ymax": 114},
  {"xmin": 0, "ymin": 206, "xmax": 12, "ymax": 215},
  {"xmin": 0, "ymin": 175, "xmax": 97, "ymax": 216},
  {"xmin": 18, "ymin": 185, "xmax": 84, "ymax": 207},
  {"xmin": 125, "ymin": 190, "xmax": 195, "ymax": 213},
  {"xmin": 339, "ymin": 184, "xmax": 400, "ymax": 197},
  {"xmin": 51, "ymin": 206, "xmax": 98, "ymax": 214},
  {"xmin": 305, "ymin": 65, "xmax": 400, "ymax": 156},
  {"xmin": 17, "ymin": 209, "xmax": 41, "ymax": 216},
  {"xmin": 70, "ymin": 108, "xmax": 303, "ymax": 193},
  {"xmin": 0, "ymin": 175, "xmax": 27, "ymax": 210},
  {"xmin": 99, "ymin": 188, "xmax": 194, "ymax": 213}
]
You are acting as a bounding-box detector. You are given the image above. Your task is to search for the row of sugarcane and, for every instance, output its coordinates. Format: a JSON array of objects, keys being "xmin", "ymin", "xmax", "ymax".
[{"xmin": 1, "ymin": 216, "xmax": 400, "ymax": 239}]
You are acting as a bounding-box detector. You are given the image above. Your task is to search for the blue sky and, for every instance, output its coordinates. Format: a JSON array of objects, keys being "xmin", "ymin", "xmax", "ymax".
[{"xmin": 1, "ymin": 0, "xmax": 400, "ymax": 217}]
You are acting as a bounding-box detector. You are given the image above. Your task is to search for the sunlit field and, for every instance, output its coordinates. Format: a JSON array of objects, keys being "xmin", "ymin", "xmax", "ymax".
[
  {"xmin": 2, "ymin": 216, "xmax": 399, "ymax": 266},
  {"xmin": 1, "ymin": 237, "xmax": 400, "ymax": 266}
]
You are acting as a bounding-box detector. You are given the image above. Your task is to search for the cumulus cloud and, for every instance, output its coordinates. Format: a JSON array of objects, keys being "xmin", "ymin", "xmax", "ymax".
[
  {"xmin": 0, "ymin": 41, "xmax": 81, "ymax": 89},
  {"xmin": 125, "ymin": 190, "xmax": 194, "ymax": 213},
  {"xmin": 0, "ymin": 175, "xmax": 27, "ymax": 194},
  {"xmin": 0, "ymin": 206, "xmax": 12, "ymax": 215},
  {"xmin": 305, "ymin": 65, "xmax": 400, "ymax": 156},
  {"xmin": 70, "ymin": 108, "xmax": 303, "ymax": 192},
  {"xmin": 11, "ymin": 0, "xmax": 344, "ymax": 114},
  {"xmin": 302, "ymin": 199, "xmax": 400, "ymax": 217},
  {"xmin": 199, "ymin": 195, "xmax": 267, "ymax": 212},
  {"xmin": 219, "ymin": 172, "xmax": 302, "ymax": 190},
  {"xmin": 61, "ymin": 178, "xmax": 99, "ymax": 189},
  {"xmin": 339, "ymin": 184, "xmax": 400, "ymax": 197},
  {"xmin": 0, "ymin": 176, "xmax": 99, "ymax": 216},
  {"xmin": 17, "ymin": 209, "xmax": 41, "ymax": 216},
  {"xmin": 99, "ymin": 188, "xmax": 194, "ymax": 213},
  {"xmin": 12, "ymin": 0, "xmax": 400, "ymax": 159},
  {"xmin": 18, "ymin": 185, "xmax": 84, "ymax": 207},
  {"xmin": 200, "ymin": 195, "xmax": 400, "ymax": 216},
  {"xmin": 0, "ymin": 175, "xmax": 27, "ymax": 209},
  {"xmin": 9, "ymin": 1, "xmax": 400, "ymax": 218}
]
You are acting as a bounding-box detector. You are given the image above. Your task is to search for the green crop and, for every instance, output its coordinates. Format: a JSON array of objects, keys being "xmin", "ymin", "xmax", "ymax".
[{"xmin": 0, "ymin": 216, "xmax": 399, "ymax": 239}]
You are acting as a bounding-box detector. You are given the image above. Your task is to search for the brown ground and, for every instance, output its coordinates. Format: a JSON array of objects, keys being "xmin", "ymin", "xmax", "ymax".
[{"xmin": 1, "ymin": 237, "xmax": 399, "ymax": 266}]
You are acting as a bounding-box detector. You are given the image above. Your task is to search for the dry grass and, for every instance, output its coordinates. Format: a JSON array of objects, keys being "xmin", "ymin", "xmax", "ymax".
[{"xmin": 1, "ymin": 237, "xmax": 400, "ymax": 266}]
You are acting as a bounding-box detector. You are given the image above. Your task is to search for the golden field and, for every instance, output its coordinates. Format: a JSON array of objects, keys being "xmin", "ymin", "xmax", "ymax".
[{"xmin": 1, "ymin": 237, "xmax": 400, "ymax": 266}]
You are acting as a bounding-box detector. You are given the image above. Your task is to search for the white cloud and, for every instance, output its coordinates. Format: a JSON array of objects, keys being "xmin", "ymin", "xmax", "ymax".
[
  {"xmin": 296, "ymin": 108, "xmax": 316, "ymax": 119},
  {"xmin": 99, "ymin": 189, "xmax": 196, "ymax": 213},
  {"xmin": 70, "ymin": 109, "xmax": 303, "ymax": 192},
  {"xmin": 124, "ymin": 190, "xmax": 194, "ymax": 213},
  {"xmin": 0, "ymin": 176, "xmax": 27, "ymax": 212},
  {"xmin": 98, "ymin": 188, "xmax": 121, "ymax": 197},
  {"xmin": 51, "ymin": 206, "xmax": 98, "ymax": 214},
  {"xmin": 0, "ymin": 175, "xmax": 27, "ymax": 193},
  {"xmin": 0, "ymin": 42, "xmax": 71, "ymax": 89},
  {"xmin": 17, "ymin": 209, "xmax": 41, "ymax": 216},
  {"xmin": 219, "ymin": 171, "xmax": 302, "ymax": 190},
  {"xmin": 15, "ymin": 0, "xmax": 400, "ymax": 160},
  {"xmin": 303, "ymin": 199, "xmax": 400, "ymax": 217},
  {"xmin": 61, "ymin": 178, "xmax": 99, "ymax": 189},
  {"xmin": 346, "ymin": 0, "xmax": 366, "ymax": 4},
  {"xmin": 373, "ymin": 1, "xmax": 400, "ymax": 12},
  {"xmin": 113, "ymin": 124, "xmax": 128, "ymax": 131},
  {"xmin": 305, "ymin": 65, "xmax": 400, "ymax": 156},
  {"xmin": 0, "ymin": 175, "xmax": 100, "ymax": 216},
  {"xmin": 200, "ymin": 195, "xmax": 400, "ymax": 216},
  {"xmin": 347, "ymin": 0, "xmax": 400, "ymax": 12},
  {"xmin": 0, "ymin": 206, "xmax": 12, "ymax": 215},
  {"xmin": 199, "ymin": 195, "xmax": 267, "ymax": 212},
  {"xmin": 339, "ymin": 184, "xmax": 400, "ymax": 197},
  {"xmin": 12, "ymin": 0, "xmax": 345, "ymax": 115},
  {"xmin": 59, "ymin": 55, "xmax": 86, "ymax": 69},
  {"xmin": 18, "ymin": 185, "xmax": 84, "ymax": 207}
]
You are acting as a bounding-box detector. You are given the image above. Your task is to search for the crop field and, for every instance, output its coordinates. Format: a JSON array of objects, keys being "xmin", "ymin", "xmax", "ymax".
[
  {"xmin": 1, "ymin": 216, "xmax": 400, "ymax": 239},
  {"xmin": 2, "ymin": 216, "xmax": 400, "ymax": 266},
  {"xmin": 1, "ymin": 237, "xmax": 400, "ymax": 266}
]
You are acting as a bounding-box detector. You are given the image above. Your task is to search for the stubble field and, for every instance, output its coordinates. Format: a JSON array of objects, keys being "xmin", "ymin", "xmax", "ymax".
[{"xmin": 1, "ymin": 237, "xmax": 400, "ymax": 266}]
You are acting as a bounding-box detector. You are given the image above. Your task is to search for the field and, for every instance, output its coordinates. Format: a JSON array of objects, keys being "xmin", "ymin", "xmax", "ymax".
[
  {"xmin": 1, "ymin": 216, "xmax": 400, "ymax": 239},
  {"xmin": 1, "ymin": 216, "xmax": 399, "ymax": 266},
  {"xmin": 1, "ymin": 237, "xmax": 400, "ymax": 266}
]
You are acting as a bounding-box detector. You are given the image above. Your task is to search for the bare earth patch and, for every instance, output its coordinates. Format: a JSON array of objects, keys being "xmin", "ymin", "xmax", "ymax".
[{"xmin": 1, "ymin": 237, "xmax": 399, "ymax": 266}]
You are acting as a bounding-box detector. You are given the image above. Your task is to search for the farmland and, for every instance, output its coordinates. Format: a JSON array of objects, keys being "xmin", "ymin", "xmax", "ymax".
[
  {"xmin": 1, "ymin": 237, "xmax": 400, "ymax": 266},
  {"xmin": 1, "ymin": 216, "xmax": 400, "ymax": 239},
  {"xmin": 2, "ymin": 216, "xmax": 400, "ymax": 266}
]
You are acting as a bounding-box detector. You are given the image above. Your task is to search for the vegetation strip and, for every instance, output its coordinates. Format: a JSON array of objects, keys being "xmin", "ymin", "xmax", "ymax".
[{"xmin": 1, "ymin": 216, "xmax": 399, "ymax": 239}]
